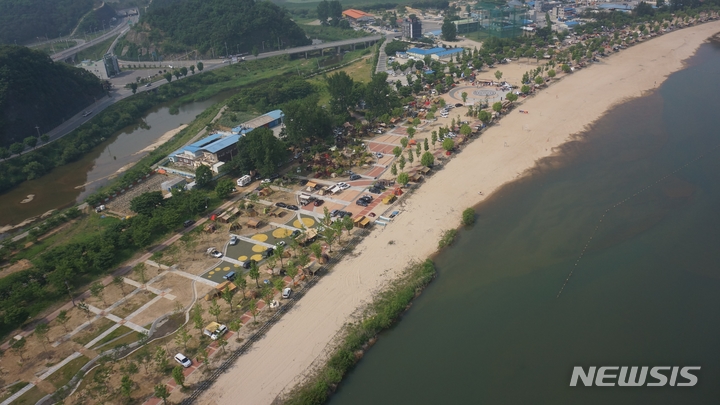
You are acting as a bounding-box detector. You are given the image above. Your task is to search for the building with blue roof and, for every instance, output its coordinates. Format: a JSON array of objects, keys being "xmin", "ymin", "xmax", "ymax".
[
  {"xmin": 597, "ymin": 3, "xmax": 634, "ymax": 11},
  {"xmin": 431, "ymin": 48, "xmax": 464, "ymax": 61},
  {"xmin": 407, "ymin": 47, "xmax": 446, "ymax": 59},
  {"xmin": 168, "ymin": 133, "xmax": 240, "ymax": 169}
]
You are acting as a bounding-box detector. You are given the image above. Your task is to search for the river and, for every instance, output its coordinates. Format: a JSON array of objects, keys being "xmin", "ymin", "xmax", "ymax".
[
  {"xmin": 0, "ymin": 92, "xmax": 232, "ymax": 227},
  {"xmin": 328, "ymin": 43, "xmax": 720, "ymax": 404}
]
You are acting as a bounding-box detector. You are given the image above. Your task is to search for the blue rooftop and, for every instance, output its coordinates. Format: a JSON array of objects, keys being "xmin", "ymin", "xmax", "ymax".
[
  {"xmin": 598, "ymin": 3, "xmax": 633, "ymax": 10},
  {"xmin": 204, "ymin": 135, "xmax": 240, "ymax": 154},
  {"xmin": 435, "ymin": 48, "xmax": 463, "ymax": 58},
  {"xmin": 407, "ymin": 47, "xmax": 445, "ymax": 55},
  {"xmin": 185, "ymin": 133, "xmax": 223, "ymax": 153},
  {"xmin": 265, "ymin": 109, "xmax": 284, "ymax": 120}
]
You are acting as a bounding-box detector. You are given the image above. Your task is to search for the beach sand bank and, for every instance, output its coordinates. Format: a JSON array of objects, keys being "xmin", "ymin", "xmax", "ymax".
[{"xmin": 196, "ymin": 21, "xmax": 720, "ymax": 405}]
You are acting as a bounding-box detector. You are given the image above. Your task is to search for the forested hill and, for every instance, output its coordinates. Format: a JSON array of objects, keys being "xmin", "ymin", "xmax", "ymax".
[
  {"xmin": 135, "ymin": 0, "xmax": 311, "ymax": 56},
  {"xmin": 0, "ymin": 45, "xmax": 104, "ymax": 147},
  {"xmin": 0, "ymin": 0, "xmax": 94, "ymax": 44}
]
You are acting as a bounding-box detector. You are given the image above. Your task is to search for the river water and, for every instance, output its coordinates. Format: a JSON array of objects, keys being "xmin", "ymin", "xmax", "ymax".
[
  {"xmin": 329, "ymin": 43, "xmax": 720, "ymax": 404},
  {"xmin": 0, "ymin": 93, "xmax": 230, "ymax": 227}
]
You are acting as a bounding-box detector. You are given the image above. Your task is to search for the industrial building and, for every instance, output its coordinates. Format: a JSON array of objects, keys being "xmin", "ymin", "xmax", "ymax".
[
  {"xmin": 453, "ymin": 18, "xmax": 481, "ymax": 34},
  {"xmin": 402, "ymin": 16, "xmax": 423, "ymax": 39},
  {"xmin": 431, "ymin": 48, "xmax": 464, "ymax": 61},
  {"xmin": 168, "ymin": 133, "xmax": 240, "ymax": 172},
  {"xmin": 342, "ymin": 9, "xmax": 375, "ymax": 23},
  {"xmin": 406, "ymin": 47, "xmax": 446, "ymax": 59}
]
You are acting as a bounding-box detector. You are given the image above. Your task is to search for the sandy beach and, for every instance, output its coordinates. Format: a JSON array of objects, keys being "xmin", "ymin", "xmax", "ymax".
[{"xmin": 196, "ymin": 21, "xmax": 720, "ymax": 405}]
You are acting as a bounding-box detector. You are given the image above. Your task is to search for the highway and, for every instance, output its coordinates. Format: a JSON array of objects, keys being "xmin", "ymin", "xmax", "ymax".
[{"xmin": 51, "ymin": 16, "xmax": 135, "ymax": 61}]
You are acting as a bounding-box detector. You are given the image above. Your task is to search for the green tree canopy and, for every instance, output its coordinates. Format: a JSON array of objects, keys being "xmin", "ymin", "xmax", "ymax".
[
  {"xmin": 442, "ymin": 18, "xmax": 457, "ymax": 41},
  {"xmin": 225, "ymin": 127, "xmax": 287, "ymax": 177},
  {"xmin": 283, "ymin": 96, "xmax": 332, "ymax": 148},
  {"xmin": 326, "ymin": 71, "xmax": 356, "ymax": 119},
  {"xmin": 130, "ymin": 191, "xmax": 165, "ymax": 216},
  {"xmin": 195, "ymin": 165, "xmax": 213, "ymax": 188}
]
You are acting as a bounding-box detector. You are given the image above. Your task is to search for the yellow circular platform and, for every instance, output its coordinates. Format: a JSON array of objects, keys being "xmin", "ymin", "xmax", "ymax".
[
  {"xmin": 272, "ymin": 228, "xmax": 292, "ymax": 238},
  {"xmin": 234, "ymin": 264, "xmax": 240, "ymax": 268},
  {"xmin": 251, "ymin": 234, "xmax": 268, "ymax": 242},
  {"xmin": 252, "ymin": 244, "xmax": 265, "ymax": 253},
  {"xmin": 251, "ymin": 254, "xmax": 263, "ymax": 261},
  {"xmin": 209, "ymin": 271, "xmax": 215, "ymax": 275},
  {"xmin": 293, "ymin": 217, "xmax": 315, "ymax": 228},
  {"xmin": 214, "ymin": 267, "xmax": 221, "ymax": 271},
  {"xmin": 238, "ymin": 255, "xmax": 248, "ymax": 261},
  {"xmin": 223, "ymin": 267, "xmax": 230, "ymax": 271}
]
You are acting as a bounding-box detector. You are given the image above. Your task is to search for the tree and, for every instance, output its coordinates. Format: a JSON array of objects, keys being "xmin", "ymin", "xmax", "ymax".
[
  {"xmin": 197, "ymin": 62, "xmax": 204, "ymax": 71},
  {"xmin": 23, "ymin": 136, "xmax": 38, "ymax": 149},
  {"xmin": 195, "ymin": 165, "xmax": 213, "ymax": 188},
  {"xmin": 222, "ymin": 285, "xmax": 235, "ymax": 312},
  {"xmin": 494, "ymin": 70, "xmax": 503, "ymax": 81},
  {"xmin": 217, "ymin": 336, "xmax": 229, "ymax": 354},
  {"xmin": 236, "ymin": 276, "xmax": 247, "ymax": 301},
  {"xmin": 397, "ymin": 172, "xmax": 410, "ymax": 187},
  {"xmin": 424, "ymin": 138, "xmax": 429, "ymax": 152},
  {"xmin": 249, "ymin": 299, "xmax": 258, "ymax": 323},
  {"xmin": 521, "ymin": 84, "xmax": 531, "ymax": 94},
  {"xmin": 113, "ymin": 275, "xmax": 126, "ymax": 295},
  {"xmin": 407, "ymin": 150, "xmax": 414, "ymax": 165},
  {"xmin": 478, "ymin": 110, "xmax": 491, "ymax": 124},
  {"xmin": 342, "ymin": 215, "xmax": 354, "ymax": 236},
  {"xmin": 492, "ymin": 102, "xmax": 503, "ymax": 113},
  {"xmin": 121, "ymin": 375, "xmax": 133, "ymax": 399},
  {"xmin": 364, "ymin": 72, "xmax": 399, "ymax": 118},
  {"xmin": 190, "ymin": 303, "xmax": 204, "ymax": 332},
  {"xmin": 506, "ymin": 92, "xmax": 518, "ymax": 103},
  {"xmin": 415, "ymin": 142, "xmax": 422, "ymax": 158},
  {"xmin": 180, "ymin": 66, "xmax": 188, "ymax": 77},
  {"xmin": 431, "ymin": 131, "xmax": 438, "ymax": 148},
  {"xmin": 462, "ymin": 208, "xmax": 476, "ymax": 226},
  {"xmin": 34, "ymin": 322, "xmax": 50, "ymax": 352},
  {"xmin": 282, "ymin": 97, "xmax": 332, "ymax": 148},
  {"xmin": 534, "ymin": 76, "xmax": 544, "ymax": 85},
  {"xmin": 442, "ymin": 18, "xmax": 457, "ymax": 41},
  {"xmin": 154, "ymin": 347, "xmax": 169, "ymax": 372},
  {"xmin": 9, "ymin": 142, "xmax": 24, "ymax": 155},
  {"xmin": 190, "ymin": 65, "xmax": 195, "ymax": 74},
  {"xmin": 461, "ymin": 92, "xmax": 468, "ymax": 104},
  {"xmin": 56, "ymin": 310, "xmax": 70, "ymax": 332},
  {"xmin": 317, "ymin": 0, "xmax": 330, "ymax": 23},
  {"xmin": 10, "ymin": 337, "xmax": 26, "ymax": 361},
  {"xmin": 215, "ymin": 178, "xmax": 235, "ymax": 199},
  {"xmin": 398, "ymin": 155, "xmax": 406, "ymax": 171},
  {"xmin": 442, "ymin": 138, "xmax": 455, "ymax": 152},
  {"xmin": 154, "ymin": 384, "xmax": 170, "ymax": 404},
  {"xmin": 391, "ymin": 163, "xmax": 398, "ymax": 176},
  {"xmin": 225, "ymin": 127, "xmax": 287, "ymax": 177},
  {"xmin": 392, "ymin": 146, "xmax": 402, "ymax": 157},
  {"xmin": 163, "ymin": 72, "xmax": 172, "ymax": 83},
  {"xmin": 130, "ymin": 192, "xmax": 164, "ymax": 215},
  {"xmin": 130, "ymin": 82, "xmax": 138, "ymax": 94},
  {"xmin": 131, "ymin": 264, "xmax": 147, "ymax": 285},
  {"xmin": 249, "ymin": 261, "xmax": 260, "ymax": 288},
  {"xmin": 172, "ymin": 366, "xmax": 186, "ymax": 388},
  {"xmin": 421, "ymin": 151, "xmax": 434, "ymax": 167},
  {"xmin": 326, "ymin": 71, "xmax": 356, "ymax": 118},
  {"xmin": 273, "ymin": 245, "xmax": 285, "ymax": 268},
  {"xmin": 400, "ymin": 137, "xmax": 409, "ymax": 148},
  {"xmin": 406, "ymin": 127, "xmax": 416, "ymax": 139},
  {"xmin": 209, "ymin": 299, "xmax": 222, "ymax": 322},
  {"xmin": 561, "ymin": 64, "xmax": 571, "ymax": 73},
  {"xmin": 173, "ymin": 70, "xmax": 181, "ymax": 80},
  {"xmin": 460, "ymin": 124, "xmax": 472, "ymax": 137},
  {"xmin": 309, "ymin": 242, "xmax": 323, "ymax": 260},
  {"xmin": 548, "ymin": 69, "xmax": 556, "ymax": 78},
  {"xmin": 175, "ymin": 326, "xmax": 191, "ymax": 350},
  {"xmin": 90, "ymin": 282, "xmax": 106, "ymax": 305}
]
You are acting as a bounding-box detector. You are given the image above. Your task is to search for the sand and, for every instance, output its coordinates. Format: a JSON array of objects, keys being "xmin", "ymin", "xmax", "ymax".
[
  {"xmin": 134, "ymin": 124, "xmax": 188, "ymax": 155},
  {"xmin": 197, "ymin": 21, "xmax": 720, "ymax": 405}
]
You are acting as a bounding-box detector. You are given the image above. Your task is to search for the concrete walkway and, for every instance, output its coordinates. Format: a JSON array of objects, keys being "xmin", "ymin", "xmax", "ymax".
[
  {"xmin": 169, "ymin": 268, "xmax": 219, "ymax": 287},
  {"xmin": 0, "ymin": 351, "xmax": 84, "ymax": 405},
  {"xmin": 234, "ymin": 235, "xmax": 275, "ymax": 249}
]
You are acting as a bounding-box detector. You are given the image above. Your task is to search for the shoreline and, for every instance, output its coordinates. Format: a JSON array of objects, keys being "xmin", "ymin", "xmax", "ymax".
[{"xmin": 195, "ymin": 21, "xmax": 720, "ymax": 405}]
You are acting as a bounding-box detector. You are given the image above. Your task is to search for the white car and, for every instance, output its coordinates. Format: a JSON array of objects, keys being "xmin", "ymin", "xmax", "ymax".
[
  {"xmin": 174, "ymin": 353, "xmax": 192, "ymax": 368},
  {"xmin": 282, "ymin": 288, "xmax": 292, "ymax": 299},
  {"xmin": 229, "ymin": 235, "xmax": 238, "ymax": 245},
  {"xmin": 210, "ymin": 324, "xmax": 228, "ymax": 340},
  {"xmin": 261, "ymin": 179, "xmax": 271, "ymax": 184},
  {"xmin": 276, "ymin": 241, "xmax": 286, "ymax": 247},
  {"xmin": 211, "ymin": 250, "xmax": 223, "ymax": 258},
  {"xmin": 337, "ymin": 182, "xmax": 350, "ymax": 190}
]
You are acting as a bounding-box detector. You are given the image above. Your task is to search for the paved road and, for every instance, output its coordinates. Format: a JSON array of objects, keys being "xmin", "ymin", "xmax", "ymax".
[{"xmin": 51, "ymin": 16, "xmax": 134, "ymax": 61}]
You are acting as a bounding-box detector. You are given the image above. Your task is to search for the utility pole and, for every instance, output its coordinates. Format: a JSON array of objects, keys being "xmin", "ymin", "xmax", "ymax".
[
  {"xmin": 225, "ymin": 41, "xmax": 229, "ymax": 58},
  {"xmin": 34, "ymin": 125, "xmax": 41, "ymax": 138}
]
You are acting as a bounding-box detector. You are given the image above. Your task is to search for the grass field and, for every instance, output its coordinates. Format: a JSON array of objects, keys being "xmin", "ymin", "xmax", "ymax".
[
  {"xmin": 75, "ymin": 35, "xmax": 118, "ymax": 61},
  {"xmin": 46, "ymin": 355, "xmax": 90, "ymax": 390},
  {"xmin": 302, "ymin": 24, "xmax": 371, "ymax": 41},
  {"xmin": 12, "ymin": 386, "xmax": 46, "ymax": 405}
]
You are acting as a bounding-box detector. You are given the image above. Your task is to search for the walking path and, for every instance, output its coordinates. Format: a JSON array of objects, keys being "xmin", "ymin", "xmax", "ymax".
[
  {"xmin": 169, "ymin": 268, "xmax": 220, "ymax": 287},
  {"xmin": 0, "ymin": 351, "xmax": 84, "ymax": 405}
]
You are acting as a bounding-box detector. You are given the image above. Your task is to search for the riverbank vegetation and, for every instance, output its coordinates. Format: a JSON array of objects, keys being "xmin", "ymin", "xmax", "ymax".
[{"xmin": 283, "ymin": 259, "xmax": 436, "ymax": 405}]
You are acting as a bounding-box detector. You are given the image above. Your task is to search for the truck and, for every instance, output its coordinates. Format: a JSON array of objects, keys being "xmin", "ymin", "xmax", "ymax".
[
  {"xmin": 203, "ymin": 322, "xmax": 228, "ymax": 340},
  {"xmin": 237, "ymin": 175, "xmax": 252, "ymax": 187}
]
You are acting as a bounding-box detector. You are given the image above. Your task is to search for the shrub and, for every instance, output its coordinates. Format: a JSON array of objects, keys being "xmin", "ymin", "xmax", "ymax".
[{"xmin": 462, "ymin": 208, "xmax": 475, "ymax": 226}]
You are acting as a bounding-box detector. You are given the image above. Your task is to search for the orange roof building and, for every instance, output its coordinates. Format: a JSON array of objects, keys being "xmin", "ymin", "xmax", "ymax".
[{"xmin": 342, "ymin": 9, "xmax": 375, "ymax": 22}]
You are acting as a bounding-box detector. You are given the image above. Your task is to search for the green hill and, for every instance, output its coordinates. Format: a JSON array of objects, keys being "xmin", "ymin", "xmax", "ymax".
[
  {"xmin": 0, "ymin": 45, "xmax": 104, "ymax": 147},
  {"xmin": 0, "ymin": 0, "xmax": 94, "ymax": 44},
  {"xmin": 118, "ymin": 0, "xmax": 311, "ymax": 59}
]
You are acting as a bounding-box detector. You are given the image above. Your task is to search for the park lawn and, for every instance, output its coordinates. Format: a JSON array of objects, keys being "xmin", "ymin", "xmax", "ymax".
[
  {"xmin": 72, "ymin": 318, "xmax": 115, "ymax": 346},
  {"xmin": 0, "ymin": 382, "xmax": 29, "ymax": 403},
  {"xmin": 45, "ymin": 355, "xmax": 90, "ymax": 390},
  {"xmin": 11, "ymin": 386, "xmax": 46, "ymax": 405},
  {"xmin": 75, "ymin": 35, "xmax": 119, "ymax": 61}
]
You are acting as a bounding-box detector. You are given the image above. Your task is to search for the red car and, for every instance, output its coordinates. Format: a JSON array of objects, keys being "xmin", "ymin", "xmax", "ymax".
[{"xmin": 314, "ymin": 199, "xmax": 324, "ymax": 207}]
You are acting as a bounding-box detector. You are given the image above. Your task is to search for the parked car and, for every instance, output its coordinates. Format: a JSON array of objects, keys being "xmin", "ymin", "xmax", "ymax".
[
  {"xmin": 349, "ymin": 174, "xmax": 361, "ymax": 180},
  {"xmin": 455, "ymin": 103, "xmax": 464, "ymax": 107},
  {"xmin": 275, "ymin": 202, "xmax": 287, "ymax": 208},
  {"xmin": 211, "ymin": 250, "xmax": 223, "ymax": 258},
  {"xmin": 337, "ymin": 182, "xmax": 350, "ymax": 190},
  {"xmin": 368, "ymin": 187, "xmax": 381, "ymax": 194},
  {"xmin": 330, "ymin": 209, "xmax": 340, "ymax": 217},
  {"xmin": 263, "ymin": 248, "xmax": 275, "ymax": 258},
  {"xmin": 314, "ymin": 199, "xmax": 324, "ymax": 206},
  {"xmin": 224, "ymin": 271, "xmax": 236, "ymax": 281},
  {"xmin": 356, "ymin": 200, "xmax": 369, "ymax": 207},
  {"xmin": 287, "ymin": 204, "xmax": 299, "ymax": 211},
  {"xmin": 261, "ymin": 179, "xmax": 271, "ymax": 184},
  {"xmin": 241, "ymin": 259, "xmax": 256, "ymax": 269},
  {"xmin": 210, "ymin": 324, "xmax": 228, "ymax": 340},
  {"xmin": 376, "ymin": 152, "xmax": 383, "ymax": 158},
  {"xmin": 145, "ymin": 83, "xmax": 152, "ymax": 87},
  {"xmin": 282, "ymin": 288, "xmax": 292, "ymax": 299},
  {"xmin": 276, "ymin": 241, "xmax": 286, "ymax": 247},
  {"xmin": 229, "ymin": 235, "xmax": 238, "ymax": 245},
  {"xmin": 291, "ymin": 230, "xmax": 301, "ymax": 238},
  {"xmin": 183, "ymin": 219, "xmax": 195, "ymax": 228},
  {"xmin": 174, "ymin": 353, "xmax": 192, "ymax": 368}
]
